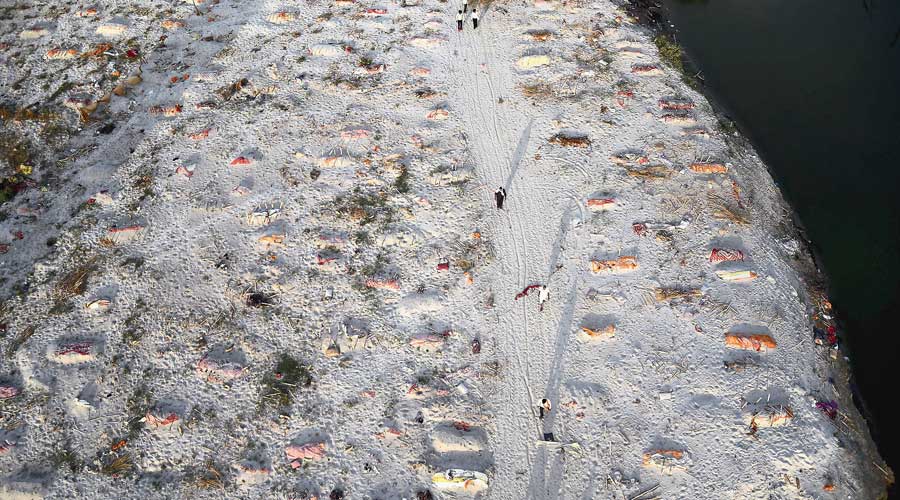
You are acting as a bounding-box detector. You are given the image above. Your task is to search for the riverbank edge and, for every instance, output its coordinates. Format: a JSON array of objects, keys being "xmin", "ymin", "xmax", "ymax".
[{"xmin": 620, "ymin": 0, "xmax": 895, "ymax": 496}]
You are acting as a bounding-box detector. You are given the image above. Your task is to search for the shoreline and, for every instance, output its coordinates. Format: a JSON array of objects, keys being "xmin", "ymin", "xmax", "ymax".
[{"xmin": 622, "ymin": 0, "xmax": 895, "ymax": 494}]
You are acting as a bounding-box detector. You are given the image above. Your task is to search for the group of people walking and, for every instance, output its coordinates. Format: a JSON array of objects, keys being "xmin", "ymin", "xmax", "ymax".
[
  {"xmin": 457, "ymin": 1, "xmax": 479, "ymax": 30},
  {"xmin": 492, "ymin": 187, "xmax": 556, "ymax": 433}
]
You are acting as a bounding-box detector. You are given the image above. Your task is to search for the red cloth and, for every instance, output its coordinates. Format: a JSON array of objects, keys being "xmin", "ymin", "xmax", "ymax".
[
  {"xmin": 827, "ymin": 325, "xmax": 837, "ymax": 345},
  {"xmin": 515, "ymin": 284, "xmax": 542, "ymax": 300}
]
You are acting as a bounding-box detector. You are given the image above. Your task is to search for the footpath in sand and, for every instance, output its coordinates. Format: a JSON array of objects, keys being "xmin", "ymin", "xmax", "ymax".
[
  {"xmin": 0, "ymin": 0, "xmax": 891, "ymax": 498},
  {"xmin": 446, "ymin": 3, "xmax": 891, "ymax": 498},
  {"xmin": 449, "ymin": 14, "xmax": 589, "ymax": 498}
]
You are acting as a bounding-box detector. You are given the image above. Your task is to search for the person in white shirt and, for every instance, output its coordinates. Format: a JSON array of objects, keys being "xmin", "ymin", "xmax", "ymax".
[
  {"xmin": 457, "ymin": 10, "xmax": 463, "ymax": 31},
  {"xmin": 538, "ymin": 285, "xmax": 549, "ymax": 311},
  {"xmin": 539, "ymin": 398, "xmax": 552, "ymax": 419},
  {"xmin": 472, "ymin": 8, "xmax": 479, "ymax": 29}
]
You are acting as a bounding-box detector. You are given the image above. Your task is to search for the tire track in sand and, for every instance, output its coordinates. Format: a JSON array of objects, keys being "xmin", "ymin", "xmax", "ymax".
[{"xmin": 448, "ymin": 7, "xmax": 569, "ymax": 497}]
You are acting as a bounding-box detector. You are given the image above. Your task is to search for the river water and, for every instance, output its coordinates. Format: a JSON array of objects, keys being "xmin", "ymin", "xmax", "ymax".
[{"xmin": 659, "ymin": 0, "xmax": 900, "ymax": 492}]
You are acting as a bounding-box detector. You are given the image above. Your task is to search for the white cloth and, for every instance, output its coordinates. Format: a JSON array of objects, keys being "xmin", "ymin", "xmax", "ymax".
[{"xmin": 457, "ymin": 12, "xmax": 463, "ymax": 21}]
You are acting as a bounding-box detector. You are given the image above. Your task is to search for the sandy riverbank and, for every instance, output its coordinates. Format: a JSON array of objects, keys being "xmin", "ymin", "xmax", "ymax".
[{"xmin": 0, "ymin": 0, "xmax": 891, "ymax": 498}]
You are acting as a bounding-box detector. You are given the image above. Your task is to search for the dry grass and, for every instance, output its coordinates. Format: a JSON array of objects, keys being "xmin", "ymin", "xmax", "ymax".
[
  {"xmin": 0, "ymin": 131, "xmax": 35, "ymax": 186},
  {"xmin": 449, "ymin": 236, "xmax": 495, "ymax": 272},
  {"xmin": 519, "ymin": 80, "xmax": 581, "ymax": 101},
  {"xmin": 100, "ymin": 453, "xmax": 133, "ymax": 476},
  {"xmin": 549, "ymin": 133, "xmax": 591, "ymax": 148},
  {"xmin": 49, "ymin": 441, "xmax": 84, "ymax": 473},
  {"xmin": 705, "ymin": 300, "xmax": 738, "ymax": 319},
  {"xmin": 6, "ymin": 324, "xmax": 35, "ymax": 358},
  {"xmin": 216, "ymin": 78, "xmax": 250, "ymax": 101},
  {"xmin": 52, "ymin": 258, "xmax": 97, "ymax": 303},
  {"xmin": 195, "ymin": 462, "xmax": 225, "ymax": 489},
  {"xmin": 626, "ymin": 165, "xmax": 673, "ymax": 180},
  {"xmin": 586, "ymin": 26, "xmax": 605, "ymax": 49},
  {"xmin": 0, "ymin": 106, "xmax": 60, "ymax": 124},
  {"xmin": 659, "ymin": 195, "xmax": 701, "ymax": 219},
  {"xmin": 527, "ymin": 30, "xmax": 553, "ymax": 42},
  {"xmin": 520, "ymin": 83, "xmax": 554, "ymax": 97},
  {"xmin": 712, "ymin": 206, "xmax": 749, "ymax": 225},
  {"xmin": 654, "ymin": 287, "xmax": 702, "ymax": 302},
  {"xmin": 455, "ymin": 258, "xmax": 474, "ymax": 272},
  {"xmin": 334, "ymin": 189, "xmax": 394, "ymax": 226},
  {"xmin": 709, "ymin": 194, "xmax": 749, "ymax": 225}
]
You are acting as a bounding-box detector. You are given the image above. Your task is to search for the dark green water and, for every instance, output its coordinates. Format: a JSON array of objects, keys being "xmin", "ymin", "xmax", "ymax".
[{"xmin": 660, "ymin": 0, "xmax": 900, "ymax": 491}]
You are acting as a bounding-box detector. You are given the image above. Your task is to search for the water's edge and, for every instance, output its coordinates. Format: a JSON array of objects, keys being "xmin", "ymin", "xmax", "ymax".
[{"xmin": 621, "ymin": 0, "xmax": 895, "ymax": 495}]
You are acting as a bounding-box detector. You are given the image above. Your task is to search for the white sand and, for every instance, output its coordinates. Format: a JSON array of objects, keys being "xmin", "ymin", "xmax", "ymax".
[{"xmin": 0, "ymin": 0, "xmax": 891, "ymax": 498}]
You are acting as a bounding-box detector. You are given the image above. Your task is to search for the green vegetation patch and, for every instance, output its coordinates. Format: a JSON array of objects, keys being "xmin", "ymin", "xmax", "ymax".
[
  {"xmin": 261, "ymin": 354, "xmax": 313, "ymax": 410},
  {"xmin": 654, "ymin": 34, "xmax": 699, "ymax": 88}
]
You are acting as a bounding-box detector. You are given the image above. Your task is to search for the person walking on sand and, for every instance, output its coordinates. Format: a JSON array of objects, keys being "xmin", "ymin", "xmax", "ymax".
[
  {"xmin": 457, "ymin": 10, "xmax": 464, "ymax": 31},
  {"xmin": 463, "ymin": 0, "xmax": 469, "ymax": 13},
  {"xmin": 538, "ymin": 285, "xmax": 549, "ymax": 312},
  {"xmin": 539, "ymin": 398, "xmax": 552, "ymax": 419},
  {"xmin": 472, "ymin": 8, "xmax": 479, "ymax": 29},
  {"xmin": 494, "ymin": 186, "xmax": 506, "ymax": 209}
]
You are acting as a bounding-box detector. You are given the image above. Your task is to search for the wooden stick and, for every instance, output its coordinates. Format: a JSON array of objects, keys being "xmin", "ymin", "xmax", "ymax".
[
  {"xmin": 628, "ymin": 483, "xmax": 660, "ymax": 500},
  {"xmin": 873, "ymin": 461, "xmax": 891, "ymax": 479}
]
